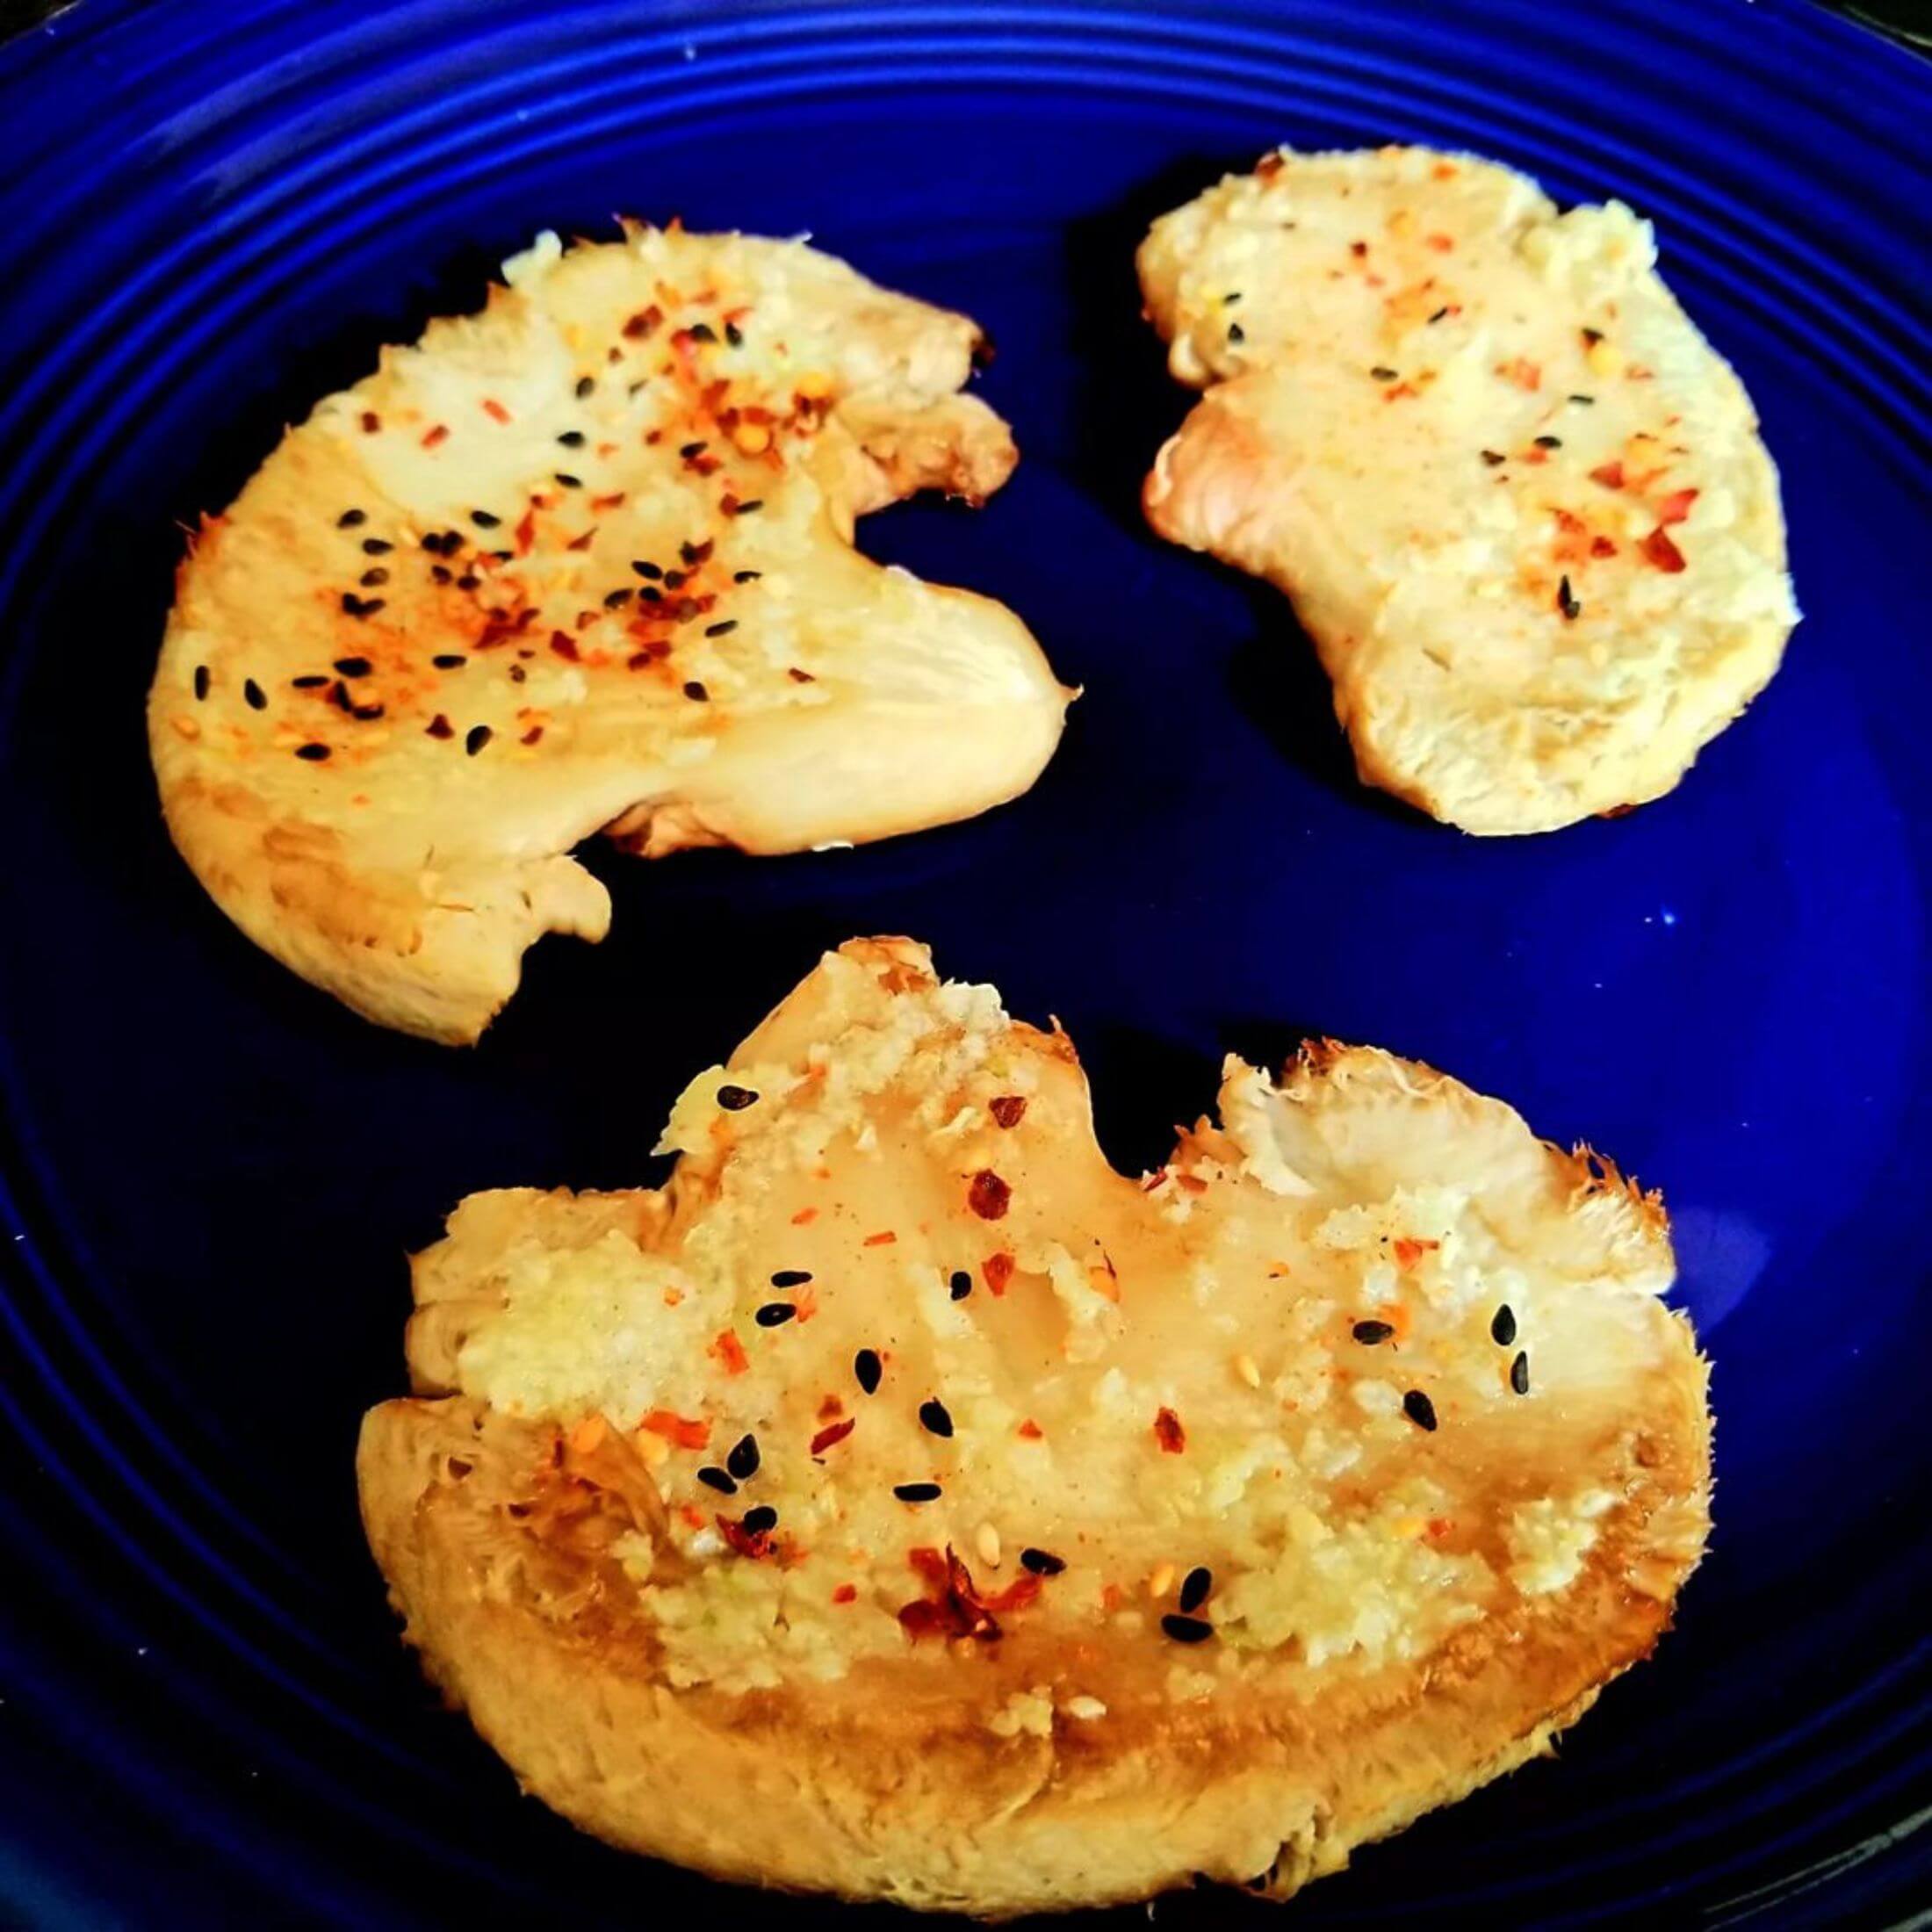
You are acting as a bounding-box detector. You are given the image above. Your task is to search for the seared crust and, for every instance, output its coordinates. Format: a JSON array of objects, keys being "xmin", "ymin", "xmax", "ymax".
[
  {"xmin": 359, "ymin": 940, "xmax": 1711, "ymax": 1913},
  {"xmin": 1139, "ymin": 146, "xmax": 1798, "ymax": 834},
  {"xmin": 151, "ymin": 231, "xmax": 1071, "ymax": 1042}
]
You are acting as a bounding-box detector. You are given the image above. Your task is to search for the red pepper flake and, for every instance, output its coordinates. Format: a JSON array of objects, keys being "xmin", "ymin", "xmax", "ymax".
[
  {"xmin": 983, "ymin": 1251, "xmax": 1015, "ymax": 1296},
  {"xmin": 1392, "ymin": 1237, "xmax": 1439, "ymax": 1269},
  {"xmin": 1142, "ymin": 1168, "xmax": 1168, "ymax": 1192},
  {"xmin": 1257, "ymin": 152, "xmax": 1285, "ymax": 180},
  {"xmin": 791, "ymin": 1207, "xmax": 818, "ymax": 1226},
  {"xmin": 717, "ymin": 1512, "xmax": 773, "ymax": 1560},
  {"xmin": 1016, "ymin": 1419, "xmax": 1043, "ymax": 1440},
  {"xmin": 709, "ymin": 1330, "xmax": 748, "ymax": 1376},
  {"xmin": 968, "ymin": 1170, "xmax": 1011, "ymax": 1220},
  {"xmin": 1639, "ymin": 527, "xmax": 1687, "ymax": 573},
  {"xmin": 832, "ymin": 1582, "xmax": 858, "ymax": 1604},
  {"xmin": 565, "ymin": 529, "xmax": 595, "ymax": 552},
  {"xmin": 548, "ymin": 630, "xmax": 580, "ymax": 661},
  {"xmin": 1154, "ymin": 1407, "xmax": 1186, "ymax": 1454},
  {"xmin": 897, "ymin": 1546, "xmax": 1041, "ymax": 1641},
  {"xmin": 481, "ymin": 399, "xmax": 512, "ymax": 425},
  {"xmin": 679, "ymin": 1503, "xmax": 705, "ymax": 1530},
  {"xmin": 589, "ymin": 492, "xmax": 626, "ymax": 512},
  {"xmin": 1655, "ymin": 487, "xmax": 1699, "ymax": 526},
  {"xmin": 862, "ymin": 1230, "xmax": 898, "ymax": 1248},
  {"xmin": 425, "ymin": 713, "xmax": 454, "ymax": 739},
  {"xmin": 817, "ymin": 1394, "xmax": 844, "ymax": 1421},
  {"xmin": 1175, "ymin": 1172, "xmax": 1208, "ymax": 1195},
  {"xmin": 810, "ymin": 1417, "xmax": 856, "ymax": 1456},
  {"xmin": 514, "ymin": 508, "xmax": 537, "ymax": 555},
  {"xmin": 521, "ymin": 726, "xmax": 544, "ymax": 746},
  {"xmin": 1425, "ymin": 232, "xmax": 1456, "ymax": 252},
  {"xmin": 421, "ymin": 424, "xmax": 450, "ymax": 449},
  {"xmin": 989, "ymin": 1095, "xmax": 1027, "ymax": 1128},
  {"xmin": 1590, "ymin": 461, "xmax": 1626, "ymax": 491},
  {"xmin": 1591, "ymin": 535, "xmax": 1618, "ymax": 558},
  {"xmin": 359, "ymin": 410, "xmax": 381, "ymax": 434},
  {"xmin": 623, "ymin": 306, "xmax": 663, "ymax": 340},
  {"xmin": 1498, "ymin": 357, "xmax": 1542, "ymax": 392},
  {"xmin": 640, "ymin": 1409, "xmax": 710, "ymax": 1450}
]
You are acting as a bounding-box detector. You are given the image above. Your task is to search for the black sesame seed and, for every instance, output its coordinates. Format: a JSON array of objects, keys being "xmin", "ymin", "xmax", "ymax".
[
  {"xmin": 717, "ymin": 1084, "xmax": 758, "ymax": 1111},
  {"xmin": 359, "ymin": 568, "xmax": 388, "ymax": 588},
  {"xmin": 1161, "ymin": 1614, "xmax": 1215, "ymax": 1644},
  {"xmin": 893, "ymin": 1481, "xmax": 941, "ymax": 1503},
  {"xmin": 732, "ymin": 499, "xmax": 763, "ymax": 515},
  {"xmin": 1428, "ymin": 305, "xmax": 1451, "ymax": 323},
  {"xmin": 1582, "ymin": 326, "xmax": 1604, "ymax": 346},
  {"xmin": 429, "ymin": 564, "xmax": 452, "ymax": 584},
  {"xmin": 1568, "ymin": 393, "xmax": 1595, "ymax": 405},
  {"xmin": 456, "ymin": 573, "xmax": 480, "ymax": 591},
  {"xmin": 1557, "ymin": 575, "xmax": 1582, "ymax": 621},
  {"xmin": 949, "ymin": 1269, "xmax": 972, "ymax": 1301},
  {"xmin": 681, "ymin": 538, "xmax": 713, "ymax": 566},
  {"xmin": 696, "ymin": 1466, "xmax": 738, "ymax": 1495},
  {"xmin": 361, "ymin": 537, "xmax": 393, "ymax": 555},
  {"xmin": 687, "ymin": 322, "xmax": 717, "ymax": 343},
  {"xmin": 336, "ymin": 508, "xmax": 366, "ymax": 529},
  {"xmin": 919, "ymin": 1399, "xmax": 955, "ymax": 1439},
  {"xmin": 1371, "ymin": 365, "xmax": 1399, "ymax": 381},
  {"xmin": 705, "ymin": 620, "xmax": 738, "ymax": 638},
  {"xmin": 754, "ymin": 1302, "xmax": 796, "ymax": 1328},
  {"xmin": 1481, "ymin": 450, "xmax": 1507, "ymax": 466},
  {"xmin": 679, "ymin": 441, "xmax": 707, "ymax": 459},
  {"xmin": 553, "ymin": 472, "xmax": 581, "ymax": 488},
  {"xmin": 469, "ymin": 509, "xmax": 500, "ymax": 529},
  {"xmin": 638, "ymin": 587, "xmax": 663, "ymax": 603},
  {"xmin": 193, "ymin": 665, "xmax": 210, "ymax": 701},
  {"xmin": 465, "ymin": 724, "xmax": 492, "ymax": 755},
  {"xmin": 1402, "ymin": 1389, "xmax": 1438, "ymax": 1431},
  {"xmin": 558, "ymin": 429, "xmax": 587, "ymax": 447},
  {"xmin": 733, "ymin": 569, "xmax": 762, "ymax": 583},
  {"xmin": 631, "ymin": 560, "xmax": 663, "ymax": 579},
  {"xmin": 604, "ymin": 588, "xmax": 634, "ymax": 607},
  {"xmin": 727, "ymin": 1434, "xmax": 761, "ymax": 1481},
  {"xmin": 1020, "ymin": 1547, "xmax": 1065, "ymax": 1576},
  {"xmin": 351, "ymin": 702, "xmax": 386, "ymax": 721},
  {"xmin": 243, "ymin": 678, "xmax": 266, "ymax": 710},
  {"xmin": 854, "ymin": 1348, "xmax": 883, "ymax": 1395},
  {"xmin": 507, "ymin": 666, "xmax": 526, "ymax": 685},
  {"xmin": 575, "ymin": 376, "xmax": 596, "ymax": 399},
  {"xmin": 1535, "ymin": 434, "xmax": 1562, "ymax": 449},
  {"xmin": 1510, "ymin": 1351, "xmax": 1531, "ymax": 1395},
  {"xmin": 663, "ymin": 569, "xmax": 687, "ymax": 590},
  {"xmin": 432, "ymin": 653, "xmax": 467, "ymax": 669},
  {"xmin": 724, "ymin": 321, "xmax": 744, "ymax": 347},
  {"xmin": 741, "ymin": 1504, "xmax": 777, "ymax": 1534},
  {"xmin": 1222, "ymin": 291, "xmax": 1243, "ymax": 306},
  {"xmin": 295, "ymin": 741, "xmax": 330, "ymax": 761},
  {"xmin": 1491, "ymin": 1304, "xmax": 1517, "ymax": 1346},
  {"xmin": 1352, "ymin": 1319, "xmax": 1395, "ymax": 1344},
  {"xmin": 292, "ymin": 674, "xmax": 329, "ymax": 688},
  {"xmin": 769, "ymin": 1270, "xmax": 812, "ymax": 1287},
  {"xmin": 1227, "ymin": 321, "xmax": 1246, "ymax": 342},
  {"xmin": 683, "ymin": 681, "xmax": 709, "ymax": 702},
  {"xmin": 334, "ymin": 657, "xmax": 372, "ymax": 678},
  {"xmin": 1179, "ymin": 1566, "xmax": 1213, "ymax": 1614},
  {"xmin": 489, "ymin": 549, "xmax": 513, "ymax": 563}
]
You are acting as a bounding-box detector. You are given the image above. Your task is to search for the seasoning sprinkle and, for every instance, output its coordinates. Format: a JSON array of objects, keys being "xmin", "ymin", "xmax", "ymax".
[
  {"xmin": 358, "ymin": 568, "xmax": 388, "ymax": 588},
  {"xmin": 1227, "ymin": 321, "xmax": 1245, "ymax": 343},
  {"xmin": 465, "ymin": 724, "xmax": 492, "ymax": 755},
  {"xmin": 683, "ymin": 681, "xmax": 710, "ymax": 702},
  {"xmin": 919, "ymin": 1399, "xmax": 955, "ymax": 1439},
  {"xmin": 769, "ymin": 1269, "xmax": 812, "ymax": 1287},
  {"xmin": 361, "ymin": 537, "xmax": 393, "ymax": 556},
  {"xmin": 687, "ymin": 322, "xmax": 717, "ymax": 343},
  {"xmin": 631, "ymin": 560, "xmax": 663, "ymax": 580},
  {"xmin": 575, "ymin": 376, "xmax": 596, "ymax": 398},
  {"xmin": 1352, "ymin": 1319, "xmax": 1395, "ymax": 1344},
  {"xmin": 243, "ymin": 678, "xmax": 266, "ymax": 710},
  {"xmin": 968, "ymin": 1170, "xmax": 1011, "ymax": 1221},
  {"xmin": 1491, "ymin": 1304, "xmax": 1517, "ymax": 1346},
  {"xmin": 432, "ymin": 653, "xmax": 467, "ymax": 669},
  {"xmin": 1020, "ymin": 1547, "xmax": 1064, "ymax": 1576},
  {"xmin": 604, "ymin": 588, "xmax": 634, "ymax": 608},
  {"xmin": 1161, "ymin": 1614, "xmax": 1214, "ymax": 1645},
  {"xmin": 1510, "ymin": 1350, "xmax": 1531, "ymax": 1395},
  {"xmin": 295, "ymin": 741, "xmax": 330, "ymax": 761},
  {"xmin": 696, "ymin": 1467, "xmax": 738, "ymax": 1495},
  {"xmin": 1179, "ymin": 1567, "xmax": 1213, "ymax": 1614},
  {"xmin": 1428, "ymin": 305, "xmax": 1450, "ymax": 323},
  {"xmin": 741, "ymin": 1504, "xmax": 777, "ymax": 1534},
  {"xmin": 727, "ymin": 1434, "xmax": 761, "ymax": 1481},
  {"xmin": 949, "ymin": 1269, "xmax": 973, "ymax": 1301},
  {"xmin": 734, "ymin": 569, "xmax": 762, "ymax": 583},
  {"xmin": 894, "ymin": 1482, "xmax": 941, "ymax": 1503},
  {"xmin": 717, "ymin": 1084, "xmax": 759, "ymax": 1110},
  {"xmin": 292, "ymin": 674, "xmax": 329, "ymax": 688},
  {"xmin": 193, "ymin": 665, "xmax": 211, "ymax": 701},
  {"xmin": 1557, "ymin": 575, "xmax": 1582, "ymax": 622},
  {"xmin": 1568, "ymin": 393, "xmax": 1595, "ymax": 405},
  {"xmin": 1481, "ymin": 450, "xmax": 1506, "ymax": 466},
  {"xmin": 730, "ymin": 499, "xmax": 763, "ymax": 515},
  {"xmin": 558, "ymin": 429, "xmax": 586, "ymax": 448},
  {"xmin": 1402, "ymin": 1389, "xmax": 1438, "ymax": 1432},
  {"xmin": 855, "ymin": 1348, "xmax": 883, "ymax": 1395},
  {"xmin": 1534, "ymin": 435, "xmax": 1562, "ymax": 449},
  {"xmin": 724, "ymin": 320, "xmax": 744, "ymax": 347},
  {"xmin": 469, "ymin": 509, "xmax": 500, "ymax": 530},
  {"xmin": 705, "ymin": 620, "xmax": 738, "ymax": 637},
  {"xmin": 336, "ymin": 509, "xmax": 366, "ymax": 528},
  {"xmin": 425, "ymin": 714, "xmax": 453, "ymax": 739},
  {"xmin": 754, "ymin": 1301, "xmax": 797, "ymax": 1328},
  {"xmin": 1370, "ymin": 365, "xmax": 1399, "ymax": 381},
  {"xmin": 553, "ymin": 472, "xmax": 581, "ymax": 489}
]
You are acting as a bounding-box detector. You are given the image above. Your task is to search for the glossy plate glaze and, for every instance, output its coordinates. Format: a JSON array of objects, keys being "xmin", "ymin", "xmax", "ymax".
[{"xmin": 0, "ymin": 2, "xmax": 1927, "ymax": 1925}]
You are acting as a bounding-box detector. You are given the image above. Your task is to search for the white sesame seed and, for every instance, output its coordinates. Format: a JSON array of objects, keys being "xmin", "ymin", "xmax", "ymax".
[
  {"xmin": 976, "ymin": 1522, "xmax": 1002, "ymax": 1568},
  {"xmin": 1150, "ymin": 1561, "xmax": 1176, "ymax": 1598},
  {"xmin": 1065, "ymin": 1695, "xmax": 1107, "ymax": 1720},
  {"xmin": 1234, "ymin": 1352, "xmax": 1262, "ymax": 1388}
]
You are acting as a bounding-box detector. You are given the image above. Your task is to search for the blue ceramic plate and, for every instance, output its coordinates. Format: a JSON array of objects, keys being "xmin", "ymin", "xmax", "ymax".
[{"xmin": 0, "ymin": 2, "xmax": 1927, "ymax": 1925}]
